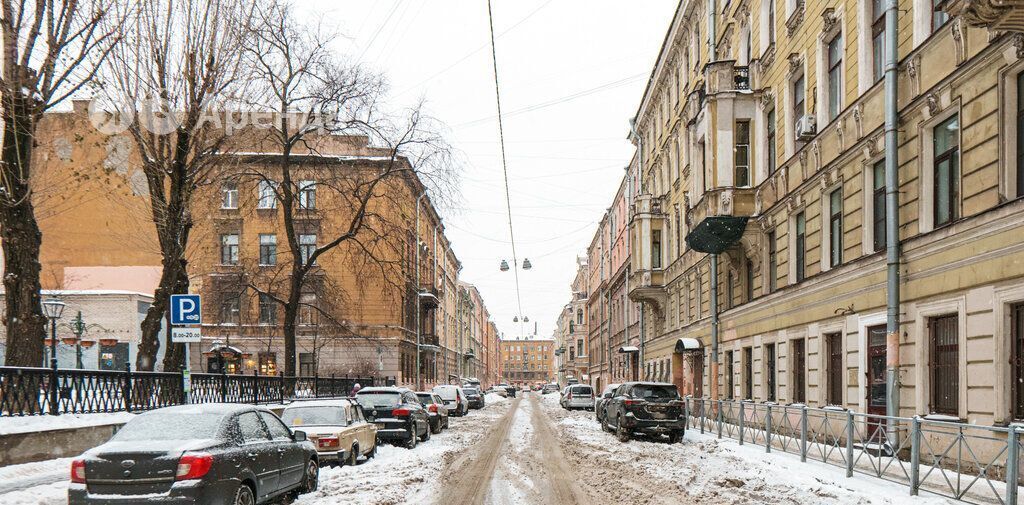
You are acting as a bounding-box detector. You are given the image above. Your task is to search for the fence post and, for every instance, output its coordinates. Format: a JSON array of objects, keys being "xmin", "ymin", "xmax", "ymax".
[
  {"xmin": 219, "ymin": 369, "xmax": 227, "ymax": 403},
  {"xmin": 800, "ymin": 406, "xmax": 808, "ymax": 462},
  {"xmin": 845, "ymin": 410, "xmax": 855, "ymax": 478},
  {"xmin": 699, "ymin": 400, "xmax": 705, "ymax": 435},
  {"xmin": 123, "ymin": 362, "xmax": 133, "ymax": 413},
  {"xmin": 765, "ymin": 404, "xmax": 773, "ymax": 453},
  {"xmin": 253, "ymin": 370, "xmax": 259, "ymax": 405},
  {"xmin": 48, "ymin": 359, "xmax": 59, "ymax": 416},
  {"xmin": 739, "ymin": 401, "xmax": 745, "ymax": 445},
  {"xmin": 717, "ymin": 400, "xmax": 723, "ymax": 439},
  {"xmin": 279, "ymin": 373, "xmax": 286, "ymax": 403},
  {"xmin": 180, "ymin": 369, "xmax": 187, "ymax": 405},
  {"xmin": 331, "ymin": 374, "xmax": 336, "ymax": 397},
  {"xmin": 910, "ymin": 416, "xmax": 921, "ymax": 496},
  {"xmin": 1007, "ymin": 426, "xmax": 1019, "ymax": 505},
  {"xmin": 314, "ymin": 371, "xmax": 319, "ymax": 398},
  {"xmin": 684, "ymin": 398, "xmax": 690, "ymax": 432}
]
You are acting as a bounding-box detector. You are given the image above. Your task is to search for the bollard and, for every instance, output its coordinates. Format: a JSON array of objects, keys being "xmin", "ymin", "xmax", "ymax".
[
  {"xmin": 800, "ymin": 406, "xmax": 808, "ymax": 462},
  {"xmin": 910, "ymin": 416, "xmax": 921, "ymax": 496},
  {"xmin": 765, "ymin": 404, "xmax": 773, "ymax": 453},
  {"xmin": 739, "ymin": 401, "xmax": 745, "ymax": 445},
  {"xmin": 846, "ymin": 410, "xmax": 855, "ymax": 478},
  {"xmin": 1007, "ymin": 426, "xmax": 1019, "ymax": 505},
  {"xmin": 717, "ymin": 400, "xmax": 723, "ymax": 439}
]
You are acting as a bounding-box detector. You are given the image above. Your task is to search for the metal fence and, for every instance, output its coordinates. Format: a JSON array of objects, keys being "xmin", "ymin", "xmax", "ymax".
[
  {"xmin": 0, "ymin": 363, "xmax": 395, "ymax": 417},
  {"xmin": 685, "ymin": 398, "xmax": 1023, "ymax": 504}
]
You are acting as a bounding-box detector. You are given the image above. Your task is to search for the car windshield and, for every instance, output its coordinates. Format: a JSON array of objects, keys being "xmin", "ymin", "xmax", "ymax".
[
  {"xmin": 280, "ymin": 406, "xmax": 346, "ymax": 427},
  {"xmin": 571, "ymin": 386, "xmax": 593, "ymax": 395},
  {"xmin": 433, "ymin": 388, "xmax": 457, "ymax": 400},
  {"xmin": 464, "ymin": 388, "xmax": 479, "ymax": 395},
  {"xmin": 356, "ymin": 392, "xmax": 402, "ymax": 409},
  {"xmin": 111, "ymin": 411, "xmax": 225, "ymax": 441},
  {"xmin": 632, "ymin": 384, "xmax": 679, "ymax": 400},
  {"xmin": 416, "ymin": 394, "xmax": 434, "ymax": 404}
]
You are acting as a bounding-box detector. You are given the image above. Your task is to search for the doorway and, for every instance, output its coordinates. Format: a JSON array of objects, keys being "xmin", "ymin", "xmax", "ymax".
[{"xmin": 866, "ymin": 325, "xmax": 887, "ymax": 437}]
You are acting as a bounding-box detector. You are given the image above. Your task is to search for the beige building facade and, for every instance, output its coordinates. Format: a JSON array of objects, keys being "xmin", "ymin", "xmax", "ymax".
[{"xmin": 624, "ymin": 0, "xmax": 1024, "ymax": 431}]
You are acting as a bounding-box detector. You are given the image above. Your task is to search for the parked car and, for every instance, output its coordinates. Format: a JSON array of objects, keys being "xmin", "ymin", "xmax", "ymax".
[
  {"xmin": 463, "ymin": 387, "xmax": 485, "ymax": 409},
  {"xmin": 541, "ymin": 383, "xmax": 559, "ymax": 394},
  {"xmin": 68, "ymin": 404, "xmax": 318, "ymax": 505},
  {"xmin": 462, "ymin": 378, "xmax": 482, "ymax": 390},
  {"xmin": 355, "ymin": 387, "xmax": 431, "ymax": 449},
  {"xmin": 603, "ymin": 382, "xmax": 686, "ymax": 443},
  {"xmin": 432, "ymin": 385, "xmax": 468, "ymax": 416},
  {"xmin": 416, "ymin": 392, "xmax": 450, "ymax": 434},
  {"xmin": 486, "ymin": 386, "xmax": 508, "ymax": 398},
  {"xmin": 279, "ymin": 399, "xmax": 377, "ymax": 466},
  {"xmin": 560, "ymin": 384, "xmax": 594, "ymax": 410},
  {"xmin": 502, "ymin": 384, "xmax": 517, "ymax": 398},
  {"xmin": 594, "ymin": 383, "xmax": 623, "ymax": 424}
]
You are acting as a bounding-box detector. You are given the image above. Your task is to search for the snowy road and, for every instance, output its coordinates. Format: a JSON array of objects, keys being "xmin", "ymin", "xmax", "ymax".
[{"xmin": 0, "ymin": 392, "xmax": 957, "ymax": 504}]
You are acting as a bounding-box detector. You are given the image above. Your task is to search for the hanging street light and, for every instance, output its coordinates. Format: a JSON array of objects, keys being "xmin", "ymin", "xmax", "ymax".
[
  {"xmin": 523, "ymin": 316, "xmax": 530, "ymax": 323},
  {"xmin": 513, "ymin": 316, "xmax": 519, "ymax": 322},
  {"xmin": 522, "ymin": 258, "xmax": 532, "ymax": 270},
  {"xmin": 499, "ymin": 259, "xmax": 510, "ymax": 271}
]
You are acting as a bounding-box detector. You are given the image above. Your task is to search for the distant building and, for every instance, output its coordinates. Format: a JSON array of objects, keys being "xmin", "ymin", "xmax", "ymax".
[{"xmin": 500, "ymin": 336, "xmax": 555, "ymax": 386}]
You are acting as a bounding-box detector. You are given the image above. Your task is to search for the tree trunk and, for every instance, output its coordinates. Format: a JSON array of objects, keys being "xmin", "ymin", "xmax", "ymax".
[
  {"xmin": 283, "ymin": 285, "xmax": 300, "ymax": 377},
  {"xmin": 0, "ymin": 100, "xmax": 47, "ymax": 367},
  {"xmin": 160, "ymin": 259, "xmax": 190, "ymax": 371}
]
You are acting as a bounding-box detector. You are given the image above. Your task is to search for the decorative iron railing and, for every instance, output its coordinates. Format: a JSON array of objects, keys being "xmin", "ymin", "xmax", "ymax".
[
  {"xmin": 0, "ymin": 363, "xmax": 392, "ymax": 417},
  {"xmin": 685, "ymin": 398, "xmax": 1024, "ymax": 504}
]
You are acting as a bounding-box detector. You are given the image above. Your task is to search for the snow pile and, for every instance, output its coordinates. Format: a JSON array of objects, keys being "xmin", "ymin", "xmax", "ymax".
[
  {"xmin": 0, "ymin": 458, "xmax": 71, "ymax": 504},
  {"xmin": 484, "ymin": 392, "xmax": 509, "ymax": 405},
  {"xmin": 0, "ymin": 412, "xmax": 134, "ymax": 435}
]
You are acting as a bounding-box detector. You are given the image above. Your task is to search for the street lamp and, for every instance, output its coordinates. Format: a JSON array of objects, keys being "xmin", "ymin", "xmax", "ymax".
[{"xmin": 41, "ymin": 299, "xmax": 65, "ymax": 367}]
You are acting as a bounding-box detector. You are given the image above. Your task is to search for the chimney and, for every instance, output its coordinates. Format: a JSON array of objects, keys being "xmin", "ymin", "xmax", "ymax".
[{"xmin": 72, "ymin": 99, "xmax": 90, "ymax": 115}]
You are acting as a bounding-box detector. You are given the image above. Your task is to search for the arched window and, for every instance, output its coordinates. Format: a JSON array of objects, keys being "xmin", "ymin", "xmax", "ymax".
[{"xmin": 576, "ymin": 309, "xmax": 584, "ymax": 325}]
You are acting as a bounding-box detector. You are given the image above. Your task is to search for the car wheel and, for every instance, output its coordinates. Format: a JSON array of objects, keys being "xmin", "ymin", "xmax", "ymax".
[
  {"xmin": 421, "ymin": 422, "xmax": 431, "ymax": 442},
  {"xmin": 444, "ymin": 417, "xmax": 450, "ymax": 430},
  {"xmin": 431, "ymin": 419, "xmax": 442, "ymax": 435},
  {"xmin": 406, "ymin": 432, "xmax": 418, "ymax": 449},
  {"xmin": 348, "ymin": 446, "xmax": 358, "ymax": 466},
  {"xmin": 233, "ymin": 484, "xmax": 255, "ymax": 505},
  {"xmin": 668, "ymin": 431, "xmax": 683, "ymax": 444},
  {"xmin": 367, "ymin": 442, "xmax": 377, "ymax": 459},
  {"xmin": 616, "ymin": 417, "xmax": 631, "ymax": 443},
  {"xmin": 300, "ymin": 459, "xmax": 319, "ymax": 493}
]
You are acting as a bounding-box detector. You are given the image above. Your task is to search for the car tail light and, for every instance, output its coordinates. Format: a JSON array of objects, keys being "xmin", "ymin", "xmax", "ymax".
[
  {"xmin": 428, "ymin": 404, "xmax": 438, "ymax": 413},
  {"xmin": 392, "ymin": 408, "xmax": 412, "ymax": 417},
  {"xmin": 567, "ymin": 393, "xmax": 573, "ymax": 400},
  {"xmin": 624, "ymin": 399, "xmax": 646, "ymax": 406},
  {"xmin": 71, "ymin": 459, "xmax": 86, "ymax": 484},
  {"xmin": 175, "ymin": 453, "xmax": 213, "ymax": 481},
  {"xmin": 318, "ymin": 436, "xmax": 339, "ymax": 449}
]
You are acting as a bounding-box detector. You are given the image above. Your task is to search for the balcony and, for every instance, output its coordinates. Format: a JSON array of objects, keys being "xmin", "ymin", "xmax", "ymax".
[
  {"xmin": 705, "ymin": 60, "xmax": 751, "ymax": 95},
  {"xmin": 685, "ymin": 187, "xmax": 755, "ymax": 254},
  {"xmin": 418, "ymin": 286, "xmax": 440, "ymax": 310},
  {"xmin": 628, "ymin": 268, "xmax": 667, "ymax": 314},
  {"xmin": 943, "ymin": 0, "xmax": 1024, "ymax": 31}
]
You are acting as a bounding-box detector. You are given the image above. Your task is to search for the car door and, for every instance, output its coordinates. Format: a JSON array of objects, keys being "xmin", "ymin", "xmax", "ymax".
[
  {"xmin": 338, "ymin": 405, "xmax": 357, "ymax": 456},
  {"xmin": 352, "ymin": 405, "xmax": 373, "ymax": 453},
  {"xmin": 259, "ymin": 411, "xmax": 305, "ymax": 491},
  {"xmin": 236, "ymin": 411, "xmax": 280, "ymax": 499},
  {"xmin": 405, "ymin": 392, "xmax": 425, "ymax": 435}
]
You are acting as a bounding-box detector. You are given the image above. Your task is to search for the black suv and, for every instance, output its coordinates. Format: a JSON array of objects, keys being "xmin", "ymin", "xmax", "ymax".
[
  {"xmin": 356, "ymin": 387, "xmax": 431, "ymax": 449},
  {"xmin": 602, "ymin": 382, "xmax": 685, "ymax": 443},
  {"xmin": 463, "ymin": 387, "xmax": 485, "ymax": 409}
]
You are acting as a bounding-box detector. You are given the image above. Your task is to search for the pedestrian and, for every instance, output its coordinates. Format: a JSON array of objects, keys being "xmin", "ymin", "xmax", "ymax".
[{"xmin": 350, "ymin": 382, "xmax": 361, "ymax": 396}]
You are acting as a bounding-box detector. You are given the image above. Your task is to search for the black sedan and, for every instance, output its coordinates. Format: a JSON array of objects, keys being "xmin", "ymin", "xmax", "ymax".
[
  {"xmin": 463, "ymin": 387, "xmax": 485, "ymax": 409},
  {"xmin": 68, "ymin": 403, "xmax": 318, "ymax": 505},
  {"xmin": 355, "ymin": 387, "xmax": 430, "ymax": 449}
]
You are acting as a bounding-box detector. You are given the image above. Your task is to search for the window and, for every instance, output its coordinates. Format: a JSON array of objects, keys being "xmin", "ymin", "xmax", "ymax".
[
  {"xmin": 933, "ymin": 115, "xmax": 960, "ymax": 227},
  {"xmin": 930, "ymin": 314, "xmax": 959, "ymax": 415},
  {"xmin": 220, "ymin": 234, "xmax": 239, "ymax": 265},
  {"xmin": 299, "ymin": 352, "xmax": 315, "ymax": 377},
  {"xmin": 219, "ymin": 293, "xmax": 240, "ymax": 324},
  {"xmin": 259, "ymin": 234, "xmax": 277, "ymax": 266},
  {"xmin": 829, "ymin": 187, "xmax": 843, "ymax": 267},
  {"xmin": 735, "ymin": 120, "xmax": 751, "ymax": 187},
  {"xmin": 827, "ymin": 34, "xmax": 843, "ymax": 121},
  {"xmin": 791, "ymin": 338, "xmax": 806, "ymax": 403},
  {"xmin": 745, "ymin": 258, "xmax": 754, "ymax": 302},
  {"xmin": 726, "ymin": 271, "xmax": 735, "ymax": 309},
  {"xmin": 576, "ymin": 309, "xmax": 584, "ymax": 325},
  {"xmin": 767, "ymin": 230, "xmax": 777, "ymax": 292},
  {"xmin": 765, "ymin": 343, "xmax": 777, "ymax": 402},
  {"xmin": 298, "ymin": 180, "xmax": 316, "ymax": 209},
  {"xmin": 237, "ymin": 412, "xmax": 270, "ymax": 443},
  {"xmin": 221, "ymin": 182, "xmax": 238, "ymax": 209},
  {"xmin": 299, "ymin": 292, "xmax": 317, "ymax": 325},
  {"xmin": 1012, "ymin": 303, "xmax": 1024, "ymax": 420},
  {"xmin": 766, "ymin": 109, "xmax": 777, "ymax": 176},
  {"xmin": 258, "ymin": 352, "xmax": 277, "ymax": 375},
  {"xmin": 795, "ymin": 212, "xmax": 806, "ymax": 282},
  {"xmin": 872, "ymin": 0, "xmax": 885, "ymax": 83},
  {"xmin": 743, "ymin": 347, "xmax": 754, "ymax": 400},
  {"xmin": 826, "ymin": 333, "xmax": 843, "ymax": 405},
  {"xmin": 652, "ymin": 230, "xmax": 662, "ymax": 269},
  {"xmin": 258, "ymin": 293, "xmax": 277, "ymax": 325},
  {"xmin": 674, "ymin": 205, "xmax": 682, "ymax": 257},
  {"xmin": 258, "ymin": 180, "xmax": 278, "ymax": 209},
  {"xmin": 793, "ymin": 74, "xmax": 806, "ymax": 130},
  {"xmin": 768, "ymin": 0, "xmax": 776, "ymax": 44},
  {"xmin": 726, "ymin": 350, "xmax": 735, "ymax": 398},
  {"xmin": 299, "ymin": 234, "xmax": 317, "ymax": 266},
  {"xmin": 1018, "ymin": 73, "xmax": 1024, "ymax": 199},
  {"xmin": 872, "ymin": 161, "xmax": 886, "ymax": 252},
  {"xmin": 932, "ymin": 0, "xmax": 949, "ymax": 32}
]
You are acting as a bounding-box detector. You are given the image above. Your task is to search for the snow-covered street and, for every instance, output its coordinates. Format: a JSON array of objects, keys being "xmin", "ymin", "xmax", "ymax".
[{"xmin": 0, "ymin": 391, "xmax": 959, "ymax": 505}]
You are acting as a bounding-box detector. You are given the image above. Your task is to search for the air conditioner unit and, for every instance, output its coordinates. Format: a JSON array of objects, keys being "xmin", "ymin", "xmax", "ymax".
[{"xmin": 796, "ymin": 114, "xmax": 817, "ymax": 141}]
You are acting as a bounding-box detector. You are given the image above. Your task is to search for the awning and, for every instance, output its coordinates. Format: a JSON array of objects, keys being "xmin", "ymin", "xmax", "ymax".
[
  {"xmin": 618, "ymin": 346, "xmax": 640, "ymax": 353},
  {"xmin": 685, "ymin": 216, "xmax": 749, "ymax": 254},
  {"xmin": 674, "ymin": 338, "xmax": 702, "ymax": 353}
]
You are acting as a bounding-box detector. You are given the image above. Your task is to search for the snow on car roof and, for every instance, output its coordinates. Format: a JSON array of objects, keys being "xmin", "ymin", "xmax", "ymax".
[{"xmin": 282, "ymin": 399, "xmax": 353, "ymax": 409}]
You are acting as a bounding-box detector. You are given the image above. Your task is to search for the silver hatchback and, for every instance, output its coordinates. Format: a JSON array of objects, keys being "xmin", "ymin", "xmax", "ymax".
[{"xmin": 560, "ymin": 384, "xmax": 595, "ymax": 410}]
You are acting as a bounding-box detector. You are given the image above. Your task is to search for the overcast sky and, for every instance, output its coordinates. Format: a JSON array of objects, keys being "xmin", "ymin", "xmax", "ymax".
[{"xmin": 305, "ymin": 0, "xmax": 676, "ymax": 340}]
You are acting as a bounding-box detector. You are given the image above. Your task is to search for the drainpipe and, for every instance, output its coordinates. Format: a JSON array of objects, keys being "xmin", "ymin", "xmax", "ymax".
[
  {"xmin": 710, "ymin": 254, "xmax": 719, "ymax": 402},
  {"xmin": 414, "ymin": 193, "xmax": 427, "ymax": 390},
  {"xmin": 883, "ymin": 0, "xmax": 901, "ymax": 436},
  {"xmin": 708, "ymin": 0, "xmax": 717, "ymax": 62},
  {"xmin": 629, "ymin": 118, "xmax": 645, "ymax": 375}
]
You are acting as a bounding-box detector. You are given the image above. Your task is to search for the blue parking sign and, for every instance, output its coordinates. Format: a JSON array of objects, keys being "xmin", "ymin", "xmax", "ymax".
[{"xmin": 170, "ymin": 294, "xmax": 202, "ymax": 325}]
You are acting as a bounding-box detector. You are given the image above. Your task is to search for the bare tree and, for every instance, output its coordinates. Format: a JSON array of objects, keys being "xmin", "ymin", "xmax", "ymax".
[
  {"xmin": 101, "ymin": 0, "xmax": 256, "ymax": 370},
  {"xmin": 0, "ymin": 0, "xmax": 122, "ymax": 366},
  {"xmin": 234, "ymin": 0, "xmax": 457, "ymax": 377}
]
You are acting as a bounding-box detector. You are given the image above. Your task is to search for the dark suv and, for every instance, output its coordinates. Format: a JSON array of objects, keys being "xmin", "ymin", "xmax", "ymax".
[
  {"xmin": 602, "ymin": 382, "xmax": 685, "ymax": 443},
  {"xmin": 356, "ymin": 387, "xmax": 431, "ymax": 449},
  {"xmin": 463, "ymin": 387, "xmax": 485, "ymax": 409}
]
